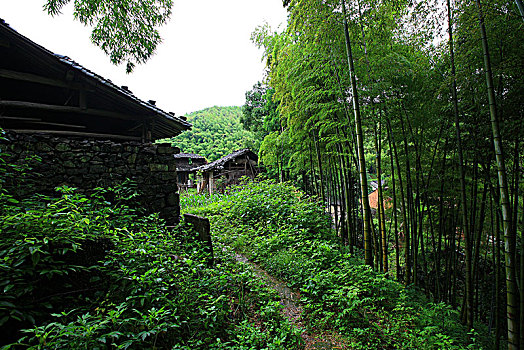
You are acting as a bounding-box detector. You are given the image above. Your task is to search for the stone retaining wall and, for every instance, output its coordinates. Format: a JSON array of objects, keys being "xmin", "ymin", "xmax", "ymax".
[{"xmin": 2, "ymin": 131, "xmax": 181, "ymax": 225}]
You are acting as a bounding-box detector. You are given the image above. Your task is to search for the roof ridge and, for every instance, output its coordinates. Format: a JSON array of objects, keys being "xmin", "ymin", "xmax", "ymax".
[{"xmin": 194, "ymin": 149, "xmax": 257, "ymax": 172}]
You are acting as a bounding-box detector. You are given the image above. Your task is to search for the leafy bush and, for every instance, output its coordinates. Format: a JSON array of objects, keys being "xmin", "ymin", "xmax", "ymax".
[
  {"xmin": 185, "ymin": 180, "xmax": 494, "ymax": 349},
  {"xmin": 180, "ymin": 191, "xmax": 226, "ymax": 212},
  {"xmin": 1, "ymin": 183, "xmax": 302, "ymax": 349},
  {"xmin": 0, "ymin": 128, "xmax": 41, "ymax": 208},
  {"xmin": 188, "ymin": 180, "xmax": 332, "ymax": 238}
]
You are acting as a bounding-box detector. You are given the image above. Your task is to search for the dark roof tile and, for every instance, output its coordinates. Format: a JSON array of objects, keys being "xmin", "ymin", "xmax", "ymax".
[
  {"xmin": 173, "ymin": 153, "xmax": 206, "ymax": 159},
  {"xmin": 195, "ymin": 149, "xmax": 257, "ymax": 172}
]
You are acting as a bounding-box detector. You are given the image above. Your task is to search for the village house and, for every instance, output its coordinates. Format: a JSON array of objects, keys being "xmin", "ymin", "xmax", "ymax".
[
  {"xmin": 173, "ymin": 153, "xmax": 207, "ymax": 191},
  {"xmin": 0, "ymin": 18, "xmax": 191, "ymax": 224},
  {"xmin": 196, "ymin": 148, "xmax": 258, "ymax": 194}
]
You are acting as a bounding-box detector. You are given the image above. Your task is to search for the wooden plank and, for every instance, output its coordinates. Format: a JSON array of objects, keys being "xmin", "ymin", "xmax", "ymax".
[
  {"xmin": 154, "ymin": 123, "xmax": 177, "ymax": 137},
  {"xmin": 126, "ymin": 124, "xmax": 143, "ymax": 132},
  {"xmin": 79, "ymin": 87, "xmax": 87, "ymax": 110},
  {"xmin": 0, "ymin": 100, "xmax": 140, "ymax": 120},
  {"xmin": 248, "ymin": 158, "xmax": 258, "ymax": 176},
  {"xmin": 0, "ymin": 38, "xmax": 10, "ymax": 48},
  {"xmin": 19, "ymin": 121, "xmax": 87, "ymax": 129},
  {"xmin": 183, "ymin": 214, "xmax": 214, "ymax": 266},
  {"xmin": 0, "ymin": 68, "xmax": 88, "ymax": 90},
  {"xmin": 0, "ymin": 116, "xmax": 41, "ymax": 122},
  {"xmin": 10, "ymin": 129, "xmax": 141, "ymax": 141}
]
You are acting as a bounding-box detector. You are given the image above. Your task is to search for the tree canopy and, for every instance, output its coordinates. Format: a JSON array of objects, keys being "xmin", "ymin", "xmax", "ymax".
[
  {"xmin": 244, "ymin": 0, "xmax": 523, "ymax": 347},
  {"xmin": 44, "ymin": 0, "xmax": 173, "ymax": 72}
]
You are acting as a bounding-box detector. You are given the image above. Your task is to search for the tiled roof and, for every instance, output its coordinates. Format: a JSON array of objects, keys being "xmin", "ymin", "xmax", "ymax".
[
  {"xmin": 195, "ymin": 149, "xmax": 257, "ymax": 172},
  {"xmin": 173, "ymin": 153, "xmax": 206, "ymax": 159},
  {"xmin": 54, "ymin": 54, "xmax": 191, "ymax": 130}
]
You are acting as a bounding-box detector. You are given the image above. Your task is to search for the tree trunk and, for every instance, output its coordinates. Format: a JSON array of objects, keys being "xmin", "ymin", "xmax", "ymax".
[
  {"xmin": 447, "ymin": 0, "xmax": 473, "ymax": 328},
  {"xmin": 387, "ymin": 118, "xmax": 410, "ymax": 284},
  {"xmin": 399, "ymin": 114, "xmax": 414, "ymax": 284},
  {"xmin": 374, "ymin": 122, "xmax": 388, "ymax": 274},
  {"xmin": 387, "ymin": 122, "xmax": 400, "ymax": 280},
  {"xmin": 436, "ymin": 140, "xmax": 450, "ymax": 302},
  {"xmin": 475, "ymin": 0, "xmax": 519, "ymax": 347},
  {"xmin": 342, "ymin": 0, "xmax": 373, "ymax": 267},
  {"xmin": 314, "ymin": 132, "xmax": 326, "ymax": 205}
]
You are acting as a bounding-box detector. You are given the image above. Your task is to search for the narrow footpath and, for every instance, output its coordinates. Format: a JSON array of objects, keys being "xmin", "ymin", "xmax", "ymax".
[{"xmin": 229, "ymin": 250, "xmax": 349, "ymax": 350}]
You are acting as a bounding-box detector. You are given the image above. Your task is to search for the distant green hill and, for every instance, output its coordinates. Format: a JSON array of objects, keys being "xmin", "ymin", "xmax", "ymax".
[{"xmin": 159, "ymin": 106, "xmax": 260, "ymax": 162}]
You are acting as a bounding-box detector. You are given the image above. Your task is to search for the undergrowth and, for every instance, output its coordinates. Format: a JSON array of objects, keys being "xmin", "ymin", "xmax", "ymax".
[
  {"xmin": 185, "ymin": 180, "xmax": 495, "ymax": 349},
  {"xmin": 0, "ymin": 184, "xmax": 302, "ymax": 349}
]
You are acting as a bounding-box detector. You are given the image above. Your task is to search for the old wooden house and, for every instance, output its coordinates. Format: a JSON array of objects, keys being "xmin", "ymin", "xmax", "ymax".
[
  {"xmin": 0, "ymin": 18, "xmax": 191, "ymax": 224},
  {"xmin": 173, "ymin": 153, "xmax": 207, "ymax": 191},
  {"xmin": 196, "ymin": 149, "xmax": 258, "ymax": 194},
  {"xmin": 0, "ymin": 18, "xmax": 190, "ymax": 141}
]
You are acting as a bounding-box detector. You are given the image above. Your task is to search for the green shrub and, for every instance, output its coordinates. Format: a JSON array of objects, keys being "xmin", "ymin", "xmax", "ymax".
[
  {"xmin": 184, "ymin": 179, "xmax": 494, "ymax": 349},
  {"xmin": 1, "ymin": 183, "xmax": 302, "ymax": 349}
]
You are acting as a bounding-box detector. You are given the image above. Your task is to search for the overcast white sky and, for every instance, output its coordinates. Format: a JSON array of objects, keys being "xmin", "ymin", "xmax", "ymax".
[{"xmin": 0, "ymin": 0, "xmax": 287, "ymax": 116}]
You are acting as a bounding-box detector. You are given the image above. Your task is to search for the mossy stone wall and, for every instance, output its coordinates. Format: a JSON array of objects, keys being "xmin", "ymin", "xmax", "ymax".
[{"xmin": 3, "ymin": 131, "xmax": 181, "ymax": 225}]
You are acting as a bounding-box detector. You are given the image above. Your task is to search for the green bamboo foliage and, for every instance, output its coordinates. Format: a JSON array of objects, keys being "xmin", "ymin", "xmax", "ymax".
[{"xmin": 248, "ymin": 0, "xmax": 523, "ymax": 343}]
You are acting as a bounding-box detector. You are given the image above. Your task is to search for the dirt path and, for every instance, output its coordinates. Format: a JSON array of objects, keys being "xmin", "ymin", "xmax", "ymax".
[{"xmin": 230, "ymin": 251, "xmax": 348, "ymax": 350}]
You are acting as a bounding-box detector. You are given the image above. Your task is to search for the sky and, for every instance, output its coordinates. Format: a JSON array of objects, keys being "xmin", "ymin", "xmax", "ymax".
[{"xmin": 0, "ymin": 0, "xmax": 288, "ymax": 116}]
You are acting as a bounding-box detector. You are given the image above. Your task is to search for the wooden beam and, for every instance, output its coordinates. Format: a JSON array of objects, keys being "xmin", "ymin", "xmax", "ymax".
[
  {"xmin": 0, "ymin": 100, "xmax": 141, "ymax": 120},
  {"xmin": 1, "ymin": 116, "xmax": 85, "ymax": 130},
  {"xmin": 146, "ymin": 120, "xmax": 152, "ymax": 142},
  {"xmin": 153, "ymin": 123, "xmax": 178, "ymax": 140},
  {"xmin": 126, "ymin": 124, "xmax": 143, "ymax": 132},
  {"xmin": 10, "ymin": 129, "xmax": 141, "ymax": 141},
  {"xmin": 0, "ymin": 68, "xmax": 89, "ymax": 90},
  {"xmin": 0, "ymin": 116, "xmax": 41, "ymax": 122},
  {"xmin": 18, "ymin": 121, "xmax": 86, "ymax": 129}
]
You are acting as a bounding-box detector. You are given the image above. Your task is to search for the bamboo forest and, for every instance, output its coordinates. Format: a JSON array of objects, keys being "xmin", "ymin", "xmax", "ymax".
[
  {"xmin": 244, "ymin": 0, "xmax": 523, "ymax": 348},
  {"xmin": 0, "ymin": 0, "xmax": 523, "ymax": 349}
]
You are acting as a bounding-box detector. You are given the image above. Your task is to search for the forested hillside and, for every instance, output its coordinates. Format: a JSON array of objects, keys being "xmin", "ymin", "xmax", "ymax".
[
  {"xmin": 160, "ymin": 106, "xmax": 259, "ymax": 161},
  {"xmin": 245, "ymin": 0, "xmax": 523, "ymax": 349}
]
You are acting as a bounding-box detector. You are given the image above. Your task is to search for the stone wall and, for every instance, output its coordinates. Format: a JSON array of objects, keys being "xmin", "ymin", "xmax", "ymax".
[{"xmin": 2, "ymin": 131, "xmax": 181, "ymax": 225}]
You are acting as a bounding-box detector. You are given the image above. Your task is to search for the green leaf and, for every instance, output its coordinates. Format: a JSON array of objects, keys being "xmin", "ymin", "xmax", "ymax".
[{"xmin": 0, "ymin": 301, "xmax": 16, "ymax": 308}]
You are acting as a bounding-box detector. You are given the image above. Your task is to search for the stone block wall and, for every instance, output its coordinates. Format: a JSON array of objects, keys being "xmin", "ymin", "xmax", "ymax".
[{"xmin": 2, "ymin": 131, "xmax": 181, "ymax": 225}]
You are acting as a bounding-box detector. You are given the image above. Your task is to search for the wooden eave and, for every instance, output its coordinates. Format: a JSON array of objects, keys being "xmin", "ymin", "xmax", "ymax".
[{"xmin": 0, "ymin": 19, "xmax": 190, "ymax": 141}]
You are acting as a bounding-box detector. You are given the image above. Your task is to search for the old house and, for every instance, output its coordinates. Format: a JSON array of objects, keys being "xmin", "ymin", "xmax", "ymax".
[
  {"xmin": 173, "ymin": 153, "xmax": 207, "ymax": 191},
  {"xmin": 0, "ymin": 18, "xmax": 191, "ymax": 224},
  {"xmin": 196, "ymin": 149, "xmax": 258, "ymax": 194}
]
